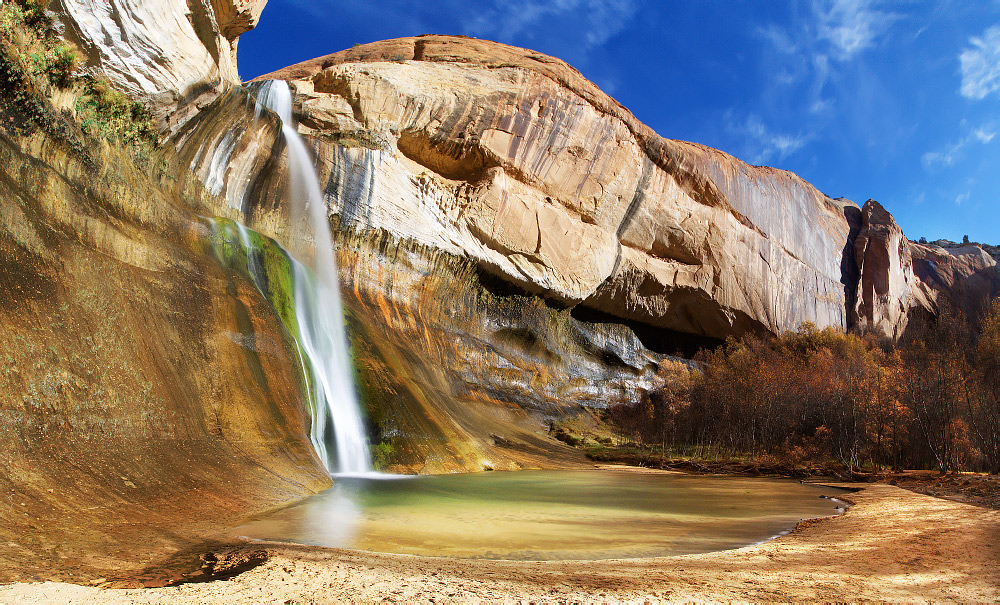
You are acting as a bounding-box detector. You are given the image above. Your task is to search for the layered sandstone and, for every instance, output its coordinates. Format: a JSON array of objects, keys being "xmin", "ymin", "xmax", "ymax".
[
  {"xmin": 53, "ymin": 0, "xmax": 265, "ymax": 132},
  {"xmin": 237, "ymin": 36, "xmax": 861, "ymax": 342},
  {"xmin": 130, "ymin": 30, "xmax": 1000, "ymax": 481},
  {"xmin": 52, "ymin": 6, "xmax": 998, "ymax": 346},
  {"xmin": 335, "ymin": 229, "xmax": 681, "ymax": 473},
  {"xmin": 0, "ymin": 58, "xmax": 329, "ymax": 583},
  {"xmin": 173, "ymin": 87, "xmax": 684, "ymax": 473},
  {"xmin": 853, "ymin": 199, "xmax": 999, "ymax": 337}
]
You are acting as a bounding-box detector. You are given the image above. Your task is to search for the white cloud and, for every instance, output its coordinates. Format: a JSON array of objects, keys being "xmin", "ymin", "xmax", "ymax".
[
  {"xmin": 755, "ymin": 1, "xmax": 899, "ymax": 102},
  {"xmin": 809, "ymin": 99, "xmax": 833, "ymax": 114},
  {"xmin": 772, "ymin": 134, "xmax": 809, "ymax": 157},
  {"xmin": 728, "ymin": 113, "xmax": 811, "ymax": 165},
  {"xmin": 749, "ymin": 0, "xmax": 899, "ymax": 148},
  {"xmin": 775, "ymin": 69, "xmax": 800, "ymax": 85},
  {"xmin": 465, "ymin": 0, "xmax": 638, "ymax": 50},
  {"xmin": 755, "ymin": 0, "xmax": 896, "ymax": 63},
  {"xmin": 955, "ymin": 191, "xmax": 970, "ymax": 206},
  {"xmin": 757, "ymin": 24, "xmax": 799, "ymax": 55},
  {"xmin": 814, "ymin": 0, "xmax": 899, "ymax": 61},
  {"xmin": 922, "ymin": 122, "xmax": 998, "ymax": 169},
  {"xmin": 921, "ymin": 148, "xmax": 956, "ymax": 169},
  {"xmin": 974, "ymin": 127, "xmax": 996, "ymax": 143},
  {"xmin": 960, "ymin": 25, "xmax": 1000, "ymax": 100}
]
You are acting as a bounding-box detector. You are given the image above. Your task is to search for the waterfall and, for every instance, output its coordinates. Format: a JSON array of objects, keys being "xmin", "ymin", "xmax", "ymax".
[{"xmin": 245, "ymin": 80, "xmax": 372, "ymax": 475}]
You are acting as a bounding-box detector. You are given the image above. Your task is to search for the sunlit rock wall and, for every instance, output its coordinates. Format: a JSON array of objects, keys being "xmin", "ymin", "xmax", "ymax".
[
  {"xmin": 167, "ymin": 33, "xmax": 1000, "ymax": 477},
  {"xmin": 336, "ymin": 229, "xmax": 681, "ymax": 473},
  {"xmin": 53, "ymin": 0, "xmax": 266, "ymax": 132},
  {"xmin": 172, "ymin": 87, "xmax": 680, "ymax": 473},
  {"xmin": 852, "ymin": 199, "xmax": 999, "ymax": 337},
  {"xmin": 245, "ymin": 36, "xmax": 860, "ymax": 341},
  {"xmin": 0, "ymin": 84, "xmax": 329, "ymax": 583}
]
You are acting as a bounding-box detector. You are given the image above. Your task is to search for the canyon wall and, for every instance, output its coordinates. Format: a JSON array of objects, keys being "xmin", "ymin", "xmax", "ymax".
[
  {"xmin": 170, "ymin": 33, "xmax": 999, "ymax": 469},
  {"xmin": 336, "ymin": 229, "xmax": 681, "ymax": 473},
  {"xmin": 250, "ymin": 36, "xmax": 858, "ymax": 341},
  {"xmin": 0, "ymin": 0, "xmax": 330, "ymax": 585},
  {"xmin": 53, "ymin": 0, "xmax": 266, "ymax": 132},
  {"xmin": 3, "ymin": 0, "xmax": 999, "ymax": 582},
  {"xmin": 852, "ymin": 199, "xmax": 998, "ymax": 338},
  {"xmin": 53, "ymin": 0, "xmax": 995, "ymax": 365},
  {"xmin": 237, "ymin": 35, "xmax": 996, "ymax": 343}
]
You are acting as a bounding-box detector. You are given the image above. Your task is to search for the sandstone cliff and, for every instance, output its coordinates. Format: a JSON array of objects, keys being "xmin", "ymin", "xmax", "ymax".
[
  {"xmin": 243, "ymin": 35, "xmax": 996, "ymax": 343},
  {"xmin": 172, "ymin": 86, "xmax": 670, "ymax": 473},
  {"xmin": 0, "ymin": 2, "xmax": 330, "ymax": 584},
  {"xmin": 47, "ymin": 2, "xmax": 999, "ymax": 347},
  {"xmin": 852, "ymin": 199, "xmax": 998, "ymax": 338},
  {"xmin": 335, "ymin": 229, "xmax": 679, "ymax": 473},
  {"xmin": 246, "ymin": 36, "xmax": 859, "ymax": 342},
  {"xmin": 164, "ymin": 33, "xmax": 1000, "ymax": 475},
  {"xmin": 54, "ymin": 0, "xmax": 266, "ymax": 132}
]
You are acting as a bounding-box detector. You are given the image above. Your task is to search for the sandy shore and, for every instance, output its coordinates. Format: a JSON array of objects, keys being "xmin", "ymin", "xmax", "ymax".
[{"xmin": 1, "ymin": 481, "xmax": 998, "ymax": 602}]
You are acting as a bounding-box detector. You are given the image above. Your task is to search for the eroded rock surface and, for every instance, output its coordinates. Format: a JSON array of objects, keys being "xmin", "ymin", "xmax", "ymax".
[
  {"xmin": 235, "ymin": 36, "xmax": 861, "ymax": 341},
  {"xmin": 852, "ymin": 199, "xmax": 999, "ymax": 338},
  {"xmin": 336, "ymin": 230, "xmax": 683, "ymax": 473},
  {"xmin": 0, "ymin": 74, "xmax": 329, "ymax": 584},
  {"xmin": 54, "ymin": 0, "xmax": 265, "ymax": 132}
]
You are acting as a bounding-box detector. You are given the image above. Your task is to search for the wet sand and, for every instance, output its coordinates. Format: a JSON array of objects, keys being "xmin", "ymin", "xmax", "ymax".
[{"xmin": 1, "ymin": 480, "xmax": 998, "ymax": 602}]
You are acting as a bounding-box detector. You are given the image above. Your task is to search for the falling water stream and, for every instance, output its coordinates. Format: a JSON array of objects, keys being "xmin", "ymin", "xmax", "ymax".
[{"xmin": 239, "ymin": 80, "xmax": 372, "ymax": 475}]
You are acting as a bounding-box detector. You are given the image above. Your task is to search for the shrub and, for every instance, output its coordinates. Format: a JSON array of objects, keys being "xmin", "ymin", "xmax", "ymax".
[
  {"xmin": 552, "ymin": 427, "xmax": 583, "ymax": 447},
  {"xmin": 0, "ymin": 0, "xmax": 158, "ymax": 158},
  {"xmin": 603, "ymin": 299, "xmax": 1000, "ymax": 474},
  {"xmin": 75, "ymin": 76, "xmax": 158, "ymax": 149}
]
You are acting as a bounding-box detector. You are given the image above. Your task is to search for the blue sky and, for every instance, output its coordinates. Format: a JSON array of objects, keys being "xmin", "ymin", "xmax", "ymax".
[{"xmin": 239, "ymin": 1, "xmax": 1000, "ymax": 244}]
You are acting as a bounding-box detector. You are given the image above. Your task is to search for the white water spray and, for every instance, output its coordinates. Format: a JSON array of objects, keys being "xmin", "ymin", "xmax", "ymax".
[{"xmin": 251, "ymin": 80, "xmax": 372, "ymax": 475}]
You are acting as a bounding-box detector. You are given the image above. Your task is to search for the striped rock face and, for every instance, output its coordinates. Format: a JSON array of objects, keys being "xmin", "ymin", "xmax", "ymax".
[
  {"xmin": 54, "ymin": 0, "xmax": 266, "ymax": 132},
  {"xmin": 243, "ymin": 35, "xmax": 995, "ymax": 342},
  {"xmin": 852, "ymin": 199, "xmax": 998, "ymax": 339},
  {"xmin": 240, "ymin": 36, "xmax": 861, "ymax": 341}
]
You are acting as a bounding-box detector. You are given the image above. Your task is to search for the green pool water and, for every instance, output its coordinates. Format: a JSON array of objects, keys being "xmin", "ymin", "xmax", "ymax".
[{"xmin": 233, "ymin": 470, "xmax": 848, "ymax": 560}]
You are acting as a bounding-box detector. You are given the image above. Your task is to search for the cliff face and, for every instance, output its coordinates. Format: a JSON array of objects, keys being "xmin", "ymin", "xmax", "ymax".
[
  {"xmin": 250, "ymin": 36, "xmax": 860, "ymax": 341},
  {"xmin": 171, "ymin": 87, "xmax": 679, "ymax": 474},
  {"xmin": 0, "ymin": 1, "xmax": 330, "ymax": 585},
  {"xmin": 249, "ymin": 35, "xmax": 997, "ymax": 343},
  {"xmin": 167, "ymin": 33, "xmax": 1000, "ymax": 471},
  {"xmin": 0, "ymin": 131, "xmax": 331, "ymax": 585},
  {"xmin": 336, "ymin": 229, "xmax": 683, "ymax": 473},
  {"xmin": 852, "ymin": 199, "xmax": 998, "ymax": 338},
  {"xmin": 53, "ymin": 0, "xmax": 265, "ymax": 132}
]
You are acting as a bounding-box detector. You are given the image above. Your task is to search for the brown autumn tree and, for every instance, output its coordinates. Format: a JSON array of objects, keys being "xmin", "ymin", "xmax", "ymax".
[{"xmin": 603, "ymin": 297, "xmax": 999, "ymax": 474}]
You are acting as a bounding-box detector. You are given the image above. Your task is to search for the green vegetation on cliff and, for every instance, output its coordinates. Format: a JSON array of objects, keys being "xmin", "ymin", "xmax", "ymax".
[
  {"xmin": 208, "ymin": 218, "xmax": 301, "ymax": 337},
  {"xmin": 0, "ymin": 0, "xmax": 157, "ymax": 159},
  {"xmin": 0, "ymin": 1, "xmax": 330, "ymax": 583}
]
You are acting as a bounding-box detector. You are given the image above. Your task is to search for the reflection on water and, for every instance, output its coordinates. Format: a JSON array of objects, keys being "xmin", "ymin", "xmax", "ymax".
[{"xmin": 233, "ymin": 470, "xmax": 847, "ymax": 560}]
